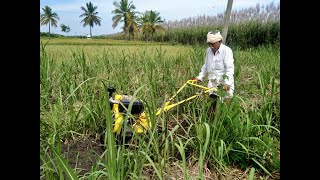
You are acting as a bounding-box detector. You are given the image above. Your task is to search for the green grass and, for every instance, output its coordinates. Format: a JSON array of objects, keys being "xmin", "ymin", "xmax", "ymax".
[
  {"xmin": 40, "ymin": 38, "xmax": 178, "ymax": 47},
  {"xmin": 40, "ymin": 39, "xmax": 280, "ymax": 179},
  {"xmin": 40, "ymin": 38, "xmax": 192, "ymax": 64}
]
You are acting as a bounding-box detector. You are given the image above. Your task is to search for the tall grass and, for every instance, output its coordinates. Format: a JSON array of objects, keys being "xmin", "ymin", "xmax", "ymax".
[
  {"xmin": 153, "ymin": 21, "xmax": 280, "ymax": 48},
  {"xmin": 40, "ymin": 40, "xmax": 280, "ymax": 179}
]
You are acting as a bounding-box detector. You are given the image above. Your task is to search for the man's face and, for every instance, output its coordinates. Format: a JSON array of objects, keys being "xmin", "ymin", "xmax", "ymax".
[{"xmin": 208, "ymin": 41, "xmax": 220, "ymax": 50}]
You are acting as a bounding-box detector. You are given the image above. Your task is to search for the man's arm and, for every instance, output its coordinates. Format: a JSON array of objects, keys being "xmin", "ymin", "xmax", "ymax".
[{"xmin": 223, "ymin": 48, "xmax": 234, "ymax": 86}]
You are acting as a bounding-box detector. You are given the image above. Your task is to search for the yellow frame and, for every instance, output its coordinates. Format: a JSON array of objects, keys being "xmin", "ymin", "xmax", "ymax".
[{"xmin": 112, "ymin": 80, "xmax": 218, "ymax": 134}]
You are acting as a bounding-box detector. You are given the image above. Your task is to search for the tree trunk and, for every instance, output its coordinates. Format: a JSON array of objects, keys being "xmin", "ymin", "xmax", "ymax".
[
  {"xmin": 49, "ymin": 23, "xmax": 51, "ymax": 39},
  {"xmin": 90, "ymin": 26, "xmax": 92, "ymax": 37},
  {"xmin": 222, "ymin": 0, "xmax": 233, "ymax": 44},
  {"xmin": 152, "ymin": 28, "xmax": 156, "ymax": 41}
]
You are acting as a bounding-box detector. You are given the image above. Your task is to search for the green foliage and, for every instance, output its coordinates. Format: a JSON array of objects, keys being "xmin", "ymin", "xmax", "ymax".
[
  {"xmin": 138, "ymin": 10, "xmax": 164, "ymax": 41},
  {"xmin": 60, "ymin": 24, "xmax": 71, "ymax": 34},
  {"xmin": 227, "ymin": 21, "xmax": 280, "ymax": 49},
  {"xmin": 112, "ymin": 0, "xmax": 139, "ymax": 41}
]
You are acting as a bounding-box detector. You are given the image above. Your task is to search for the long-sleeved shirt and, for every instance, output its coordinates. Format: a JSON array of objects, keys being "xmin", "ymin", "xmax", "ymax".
[{"xmin": 196, "ymin": 44, "xmax": 234, "ymax": 88}]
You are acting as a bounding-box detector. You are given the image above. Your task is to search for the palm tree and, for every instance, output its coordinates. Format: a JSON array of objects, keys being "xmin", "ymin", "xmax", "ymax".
[
  {"xmin": 60, "ymin": 24, "xmax": 71, "ymax": 36},
  {"xmin": 112, "ymin": 0, "xmax": 138, "ymax": 41},
  {"xmin": 138, "ymin": 13, "xmax": 152, "ymax": 41},
  {"xmin": 138, "ymin": 10, "xmax": 164, "ymax": 41},
  {"xmin": 40, "ymin": 6, "xmax": 59, "ymax": 38},
  {"xmin": 79, "ymin": 2, "xmax": 102, "ymax": 37},
  {"xmin": 126, "ymin": 11, "xmax": 139, "ymax": 40}
]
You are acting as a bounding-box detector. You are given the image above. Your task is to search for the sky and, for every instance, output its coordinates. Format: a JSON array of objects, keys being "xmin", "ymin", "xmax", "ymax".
[{"xmin": 40, "ymin": 0, "xmax": 280, "ymax": 36}]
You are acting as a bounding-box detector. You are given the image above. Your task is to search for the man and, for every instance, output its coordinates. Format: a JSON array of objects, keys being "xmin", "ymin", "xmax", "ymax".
[{"xmin": 193, "ymin": 30, "xmax": 235, "ymax": 118}]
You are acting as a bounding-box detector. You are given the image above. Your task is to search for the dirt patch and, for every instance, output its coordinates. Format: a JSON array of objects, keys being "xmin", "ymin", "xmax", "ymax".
[
  {"xmin": 61, "ymin": 134, "xmax": 104, "ymax": 176},
  {"xmin": 142, "ymin": 161, "xmax": 279, "ymax": 180},
  {"xmin": 220, "ymin": 166, "xmax": 280, "ymax": 180},
  {"xmin": 59, "ymin": 134, "xmax": 279, "ymax": 179},
  {"xmin": 141, "ymin": 160, "xmax": 218, "ymax": 180}
]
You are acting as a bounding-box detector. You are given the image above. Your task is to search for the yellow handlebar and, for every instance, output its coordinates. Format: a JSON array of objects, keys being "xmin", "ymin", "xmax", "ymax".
[
  {"xmin": 186, "ymin": 80, "xmax": 210, "ymax": 91},
  {"xmin": 155, "ymin": 80, "xmax": 217, "ymax": 115}
]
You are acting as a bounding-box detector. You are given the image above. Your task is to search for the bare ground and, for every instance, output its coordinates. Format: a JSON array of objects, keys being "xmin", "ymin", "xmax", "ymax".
[
  {"xmin": 60, "ymin": 134, "xmax": 279, "ymax": 179},
  {"xmin": 61, "ymin": 134, "xmax": 104, "ymax": 176}
]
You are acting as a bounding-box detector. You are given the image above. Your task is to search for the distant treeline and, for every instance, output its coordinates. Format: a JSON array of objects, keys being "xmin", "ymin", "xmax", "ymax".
[
  {"xmin": 41, "ymin": 21, "xmax": 279, "ymax": 48},
  {"xmin": 40, "ymin": 32, "xmax": 89, "ymax": 39},
  {"xmin": 40, "ymin": 32, "xmax": 64, "ymax": 38}
]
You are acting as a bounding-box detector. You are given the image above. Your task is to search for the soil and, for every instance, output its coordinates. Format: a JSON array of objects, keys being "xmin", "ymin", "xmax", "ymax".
[
  {"xmin": 142, "ymin": 160, "xmax": 280, "ymax": 180},
  {"xmin": 61, "ymin": 134, "xmax": 104, "ymax": 176},
  {"xmin": 60, "ymin": 133, "xmax": 279, "ymax": 179}
]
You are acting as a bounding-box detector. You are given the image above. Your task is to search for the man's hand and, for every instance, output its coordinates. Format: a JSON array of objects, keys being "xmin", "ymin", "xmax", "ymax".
[
  {"xmin": 191, "ymin": 77, "xmax": 202, "ymax": 83},
  {"xmin": 223, "ymin": 84, "xmax": 230, "ymax": 91}
]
